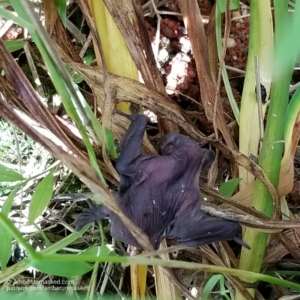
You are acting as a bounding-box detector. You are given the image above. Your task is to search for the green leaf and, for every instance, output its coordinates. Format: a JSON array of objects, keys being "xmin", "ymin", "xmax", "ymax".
[
  {"xmin": 0, "ymin": 189, "xmax": 16, "ymax": 269},
  {"xmin": 0, "ymin": 164, "xmax": 24, "ymax": 182},
  {"xmin": 1, "ymin": 188, "xmax": 16, "ymax": 215},
  {"xmin": 83, "ymin": 51, "xmax": 95, "ymax": 65},
  {"xmin": 216, "ymin": 0, "xmax": 239, "ymax": 13},
  {"xmin": 219, "ymin": 178, "xmax": 242, "ymax": 197},
  {"xmin": 283, "ymin": 86, "xmax": 300, "ymax": 162},
  {"xmin": 219, "ymin": 274, "xmax": 231, "ymax": 300},
  {"xmin": 104, "ymin": 127, "xmax": 117, "ymax": 158},
  {"xmin": 215, "ymin": 5, "xmax": 239, "ymax": 123},
  {"xmin": 82, "ymin": 244, "xmax": 118, "ymax": 257},
  {"xmin": 0, "ymin": 6, "xmax": 35, "ymax": 30},
  {"xmin": 202, "ymin": 274, "xmax": 221, "ymax": 299},
  {"xmin": 54, "ymin": 0, "xmax": 66, "ymax": 27},
  {"xmin": 29, "ymin": 170, "xmax": 54, "ymax": 224},
  {"xmin": 65, "ymin": 65, "xmax": 83, "ymax": 84},
  {"xmin": 5, "ymin": 1, "xmax": 107, "ymax": 184},
  {"xmin": 29, "ymin": 257, "xmax": 93, "ymax": 277},
  {"xmin": 4, "ymin": 40, "xmax": 26, "ymax": 52}
]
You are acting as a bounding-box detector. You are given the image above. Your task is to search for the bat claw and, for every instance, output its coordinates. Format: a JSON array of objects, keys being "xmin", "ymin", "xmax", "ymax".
[
  {"xmin": 75, "ymin": 203, "xmax": 110, "ymax": 231},
  {"xmin": 233, "ymin": 237, "xmax": 251, "ymax": 249}
]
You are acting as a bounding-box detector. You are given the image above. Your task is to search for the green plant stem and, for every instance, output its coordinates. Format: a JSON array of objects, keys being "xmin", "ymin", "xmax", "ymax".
[
  {"xmin": 1, "ymin": 210, "xmax": 300, "ymax": 292},
  {"xmin": 0, "ymin": 212, "xmax": 37, "ymax": 258},
  {"xmin": 238, "ymin": 0, "xmax": 273, "ymax": 189},
  {"xmin": 236, "ymin": 1, "xmax": 297, "ymax": 299},
  {"xmin": 27, "ymin": 253, "xmax": 300, "ymax": 291}
]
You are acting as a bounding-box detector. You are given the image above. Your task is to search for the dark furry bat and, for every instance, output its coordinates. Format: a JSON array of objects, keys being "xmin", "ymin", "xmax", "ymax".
[{"xmin": 76, "ymin": 114, "xmax": 249, "ymax": 250}]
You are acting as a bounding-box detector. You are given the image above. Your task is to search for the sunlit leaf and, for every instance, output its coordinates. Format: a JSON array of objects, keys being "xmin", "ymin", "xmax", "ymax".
[
  {"xmin": 81, "ymin": 244, "xmax": 118, "ymax": 257},
  {"xmin": 29, "ymin": 170, "xmax": 54, "ymax": 224},
  {"xmin": 29, "ymin": 258, "xmax": 93, "ymax": 277},
  {"xmin": 0, "ymin": 164, "xmax": 24, "ymax": 182}
]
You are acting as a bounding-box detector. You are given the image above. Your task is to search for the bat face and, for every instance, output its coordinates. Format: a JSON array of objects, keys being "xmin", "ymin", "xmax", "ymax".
[
  {"xmin": 159, "ymin": 133, "xmax": 215, "ymax": 172},
  {"xmin": 76, "ymin": 114, "xmax": 249, "ymax": 250},
  {"xmin": 159, "ymin": 133, "xmax": 200, "ymax": 155},
  {"xmin": 201, "ymin": 148, "xmax": 215, "ymax": 171}
]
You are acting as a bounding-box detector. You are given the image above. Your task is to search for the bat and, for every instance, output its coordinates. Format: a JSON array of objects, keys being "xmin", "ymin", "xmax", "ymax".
[{"xmin": 76, "ymin": 114, "xmax": 249, "ymax": 250}]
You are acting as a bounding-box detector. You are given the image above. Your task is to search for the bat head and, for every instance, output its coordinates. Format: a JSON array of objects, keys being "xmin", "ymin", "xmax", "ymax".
[
  {"xmin": 159, "ymin": 133, "xmax": 215, "ymax": 170},
  {"xmin": 201, "ymin": 147, "xmax": 215, "ymax": 171}
]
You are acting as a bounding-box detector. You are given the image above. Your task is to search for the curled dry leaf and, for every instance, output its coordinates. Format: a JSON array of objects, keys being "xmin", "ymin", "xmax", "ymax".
[
  {"xmin": 264, "ymin": 229, "xmax": 300, "ymax": 264},
  {"xmin": 201, "ymin": 204, "xmax": 300, "ymax": 232},
  {"xmin": 231, "ymin": 112, "xmax": 300, "ymax": 207}
]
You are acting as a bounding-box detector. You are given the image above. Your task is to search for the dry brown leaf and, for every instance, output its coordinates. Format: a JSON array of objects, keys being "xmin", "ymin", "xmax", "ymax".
[
  {"xmin": 231, "ymin": 112, "xmax": 300, "ymax": 207},
  {"xmin": 154, "ymin": 240, "xmax": 182, "ymax": 300},
  {"xmin": 43, "ymin": 0, "xmax": 82, "ymax": 62},
  {"xmin": 274, "ymin": 232, "xmax": 300, "ymax": 259},
  {"xmin": 201, "ymin": 204, "xmax": 300, "ymax": 231},
  {"xmin": 206, "ymin": 4, "xmax": 218, "ymax": 85},
  {"xmin": 264, "ymin": 229, "xmax": 300, "ymax": 264}
]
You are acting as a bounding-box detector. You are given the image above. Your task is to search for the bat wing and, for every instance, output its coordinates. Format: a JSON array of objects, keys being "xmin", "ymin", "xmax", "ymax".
[
  {"xmin": 165, "ymin": 207, "xmax": 250, "ymax": 249},
  {"xmin": 76, "ymin": 199, "xmax": 110, "ymax": 231},
  {"xmin": 109, "ymin": 159, "xmax": 183, "ymax": 249},
  {"xmin": 75, "ymin": 115, "xmax": 150, "ymax": 233}
]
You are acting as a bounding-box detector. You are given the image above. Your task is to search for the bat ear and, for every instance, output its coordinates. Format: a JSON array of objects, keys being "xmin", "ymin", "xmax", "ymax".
[{"xmin": 202, "ymin": 149, "xmax": 215, "ymax": 171}]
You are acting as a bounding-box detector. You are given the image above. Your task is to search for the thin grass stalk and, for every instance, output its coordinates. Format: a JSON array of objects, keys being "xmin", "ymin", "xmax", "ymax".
[{"xmin": 215, "ymin": 5, "xmax": 239, "ymax": 123}]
